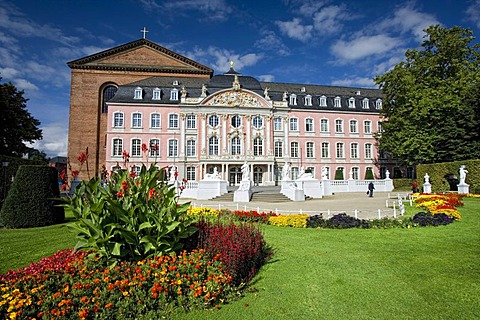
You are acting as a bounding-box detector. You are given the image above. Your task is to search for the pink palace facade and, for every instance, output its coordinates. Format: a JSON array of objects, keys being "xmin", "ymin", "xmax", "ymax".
[{"xmin": 105, "ymin": 65, "xmax": 384, "ymax": 186}]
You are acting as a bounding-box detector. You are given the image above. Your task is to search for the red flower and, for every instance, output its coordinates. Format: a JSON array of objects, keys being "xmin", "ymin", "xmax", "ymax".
[
  {"xmin": 148, "ymin": 188, "xmax": 155, "ymax": 199},
  {"xmin": 122, "ymin": 150, "xmax": 130, "ymax": 161},
  {"xmin": 71, "ymin": 170, "xmax": 80, "ymax": 178},
  {"xmin": 77, "ymin": 151, "xmax": 88, "ymax": 165},
  {"xmin": 130, "ymin": 171, "xmax": 137, "ymax": 178},
  {"xmin": 152, "ymin": 143, "xmax": 159, "ymax": 151},
  {"xmin": 141, "ymin": 143, "xmax": 148, "ymax": 152},
  {"xmin": 117, "ymin": 191, "xmax": 124, "ymax": 197}
]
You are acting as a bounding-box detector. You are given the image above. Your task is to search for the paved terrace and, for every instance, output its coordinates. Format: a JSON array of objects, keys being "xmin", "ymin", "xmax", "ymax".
[{"xmin": 179, "ymin": 187, "xmax": 413, "ymax": 220}]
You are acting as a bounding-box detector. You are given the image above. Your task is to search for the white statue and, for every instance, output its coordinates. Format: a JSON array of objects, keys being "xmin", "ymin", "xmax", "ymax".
[
  {"xmin": 385, "ymin": 170, "xmax": 390, "ymax": 179},
  {"xmin": 169, "ymin": 165, "xmax": 177, "ymax": 182},
  {"xmin": 241, "ymin": 161, "xmax": 250, "ymax": 181},
  {"xmin": 459, "ymin": 165, "xmax": 468, "ymax": 184},
  {"xmin": 282, "ymin": 162, "xmax": 291, "ymax": 181},
  {"xmin": 205, "ymin": 167, "xmax": 221, "ymax": 180},
  {"xmin": 201, "ymin": 84, "xmax": 207, "ymax": 97},
  {"xmin": 264, "ymin": 87, "xmax": 269, "ymax": 99},
  {"xmin": 321, "ymin": 167, "xmax": 328, "ymax": 180},
  {"xmin": 424, "ymin": 173, "xmax": 430, "ymax": 184},
  {"xmin": 282, "ymin": 91, "xmax": 288, "ymax": 102},
  {"xmin": 297, "ymin": 167, "xmax": 313, "ymax": 180}
]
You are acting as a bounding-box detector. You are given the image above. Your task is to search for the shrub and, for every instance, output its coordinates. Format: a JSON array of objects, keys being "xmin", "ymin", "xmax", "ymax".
[
  {"xmin": 60, "ymin": 165, "xmax": 197, "ymax": 264},
  {"xmin": 190, "ymin": 220, "xmax": 272, "ymax": 286},
  {"xmin": 334, "ymin": 169, "xmax": 344, "ymax": 180},
  {"xmin": 0, "ymin": 165, "xmax": 64, "ymax": 228},
  {"xmin": 364, "ymin": 167, "xmax": 374, "ymax": 180},
  {"xmin": 324, "ymin": 213, "xmax": 366, "ymax": 229},
  {"xmin": 411, "ymin": 212, "xmax": 453, "ymax": 226}
]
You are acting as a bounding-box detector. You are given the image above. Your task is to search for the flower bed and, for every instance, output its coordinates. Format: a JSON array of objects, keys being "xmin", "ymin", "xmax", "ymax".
[{"xmin": 413, "ymin": 193, "xmax": 464, "ymax": 220}]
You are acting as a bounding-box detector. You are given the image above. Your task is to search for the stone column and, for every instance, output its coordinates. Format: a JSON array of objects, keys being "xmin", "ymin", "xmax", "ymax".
[{"xmin": 283, "ymin": 117, "xmax": 289, "ymax": 157}]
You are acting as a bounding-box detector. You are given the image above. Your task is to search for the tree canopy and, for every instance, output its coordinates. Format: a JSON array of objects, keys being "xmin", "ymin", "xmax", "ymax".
[
  {"xmin": 375, "ymin": 25, "xmax": 480, "ymax": 165},
  {"xmin": 0, "ymin": 78, "xmax": 42, "ymax": 157}
]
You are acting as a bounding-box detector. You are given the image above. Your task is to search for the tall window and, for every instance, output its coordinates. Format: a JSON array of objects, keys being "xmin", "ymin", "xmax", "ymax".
[
  {"xmin": 376, "ymin": 99, "xmax": 382, "ymax": 109},
  {"xmin": 134, "ymin": 87, "xmax": 142, "ymax": 99},
  {"xmin": 231, "ymin": 115, "xmax": 241, "ymax": 128},
  {"xmin": 350, "ymin": 143, "xmax": 359, "ymax": 159},
  {"xmin": 274, "ymin": 141, "xmax": 283, "ymax": 157},
  {"xmin": 306, "ymin": 142, "xmax": 314, "ymax": 158},
  {"xmin": 149, "ymin": 139, "xmax": 159, "ymax": 157},
  {"xmin": 186, "ymin": 167, "xmax": 196, "ymax": 181},
  {"xmin": 304, "ymin": 95, "xmax": 312, "ymax": 106},
  {"xmin": 113, "ymin": 138, "xmax": 123, "ymax": 156},
  {"xmin": 150, "ymin": 113, "xmax": 160, "ymax": 128},
  {"xmin": 132, "ymin": 113, "xmax": 142, "ymax": 128},
  {"xmin": 131, "ymin": 138, "xmax": 141, "ymax": 157},
  {"xmin": 231, "ymin": 137, "xmax": 241, "ymax": 155},
  {"xmin": 365, "ymin": 143, "xmax": 373, "ymax": 159},
  {"xmin": 168, "ymin": 139, "xmax": 178, "ymax": 157},
  {"xmin": 252, "ymin": 116, "xmax": 263, "ymax": 129},
  {"xmin": 320, "ymin": 119, "xmax": 329, "ymax": 133},
  {"xmin": 186, "ymin": 115, "xmax": 196, "ymax": 129},
  {"xmin": 186, "ymin": 140, "xmax": 196, "ymax": 157},
  {"xmin": 102, "ymin": 85, "xmax": 117, "ymax": 113},
  {"xmin": 169, "ymin": 114, "xmax": 179, "ymax": 128},
  {"xmin": 290, "ymin": 141, "xmax": 299, "ymax": 158},
  {"xmin": 253, "ymin": 137, "xmax": 263, "ymax": 156},
  {"xmin": 274, "ymin": 117, "xmax": 283, "ymax": 131},
  {"xmin": 352, "ymin": 167, "xmax": 359, "ymax": 180},
  {"xmin": 334, "ymin": 96, "xmax": 341, "ymax": 107},
  {"xmin": 152, "ymin": 88, "xmax": 161, "ymax": 100},
  {"xmin": 319, "ymin": 95, "xmax": 327, "ymax": 107},
  {"xmin": 321, "ymin": 142, "xmax": 329, "ymax": 158},
  {"xmin": 209, "ymin": 136, "xmax": 219, "ymax": 155},
  {"xmin": 113, "ymin": 112, "xmax": 124, "ymax": 128},
  {"xmin": 289, "ymin": 118, "xmax": 298, "ymax": 131},
  {"xmin": 349, "ymin": 120, "xmax": 358, "ymax": 133},
  {"xmin": 335, "ymin": 119, "xmax": 344, "ymax": 133},
  {"xmin": 362, "ymin": 98, "xmax": 369, "ymax": 109},
  {"xmin": 209, "ymin": 114, "xmax": 219, "ymax": 128},
  {"xmin": 170, "ymin": 89, "xmax": 178, "ymax": 101},
  {"xmin": 364, "ymin": 120, "xmax": 372, "ymax": 134},
  {"xmin": 336, "ymin": 142, "xmax": 344, "ymax": 158},
  {"xmin": 289, "ymin": 94, "xmax": 297, "ymax": 105},
  {"xmin": 305, "ymin": 118, "xmax": 314, "ymax": 132}
]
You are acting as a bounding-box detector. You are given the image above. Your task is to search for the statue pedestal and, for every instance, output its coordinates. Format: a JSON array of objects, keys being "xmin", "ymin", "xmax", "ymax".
[
  {"xmin": 296, "ymin": 178, "xmax": 322, "ymax": 198},
  {"xmin": 280, "ymin": 180, "xmax": 305, "ymax": 201},
  {"xmin": 423, "ymin": 182, "xmax": 431, "ymax": 194},
  {"xmin": 234, "ymin": 180, "xmax": 252, "ymax": 202},
  {"xmin": 197, "ymin": 180, "xmax": 228, "ymax": 200},
  {"xmin": 457, "ymin": 183, "xmax": 470, "ymax": 195}
]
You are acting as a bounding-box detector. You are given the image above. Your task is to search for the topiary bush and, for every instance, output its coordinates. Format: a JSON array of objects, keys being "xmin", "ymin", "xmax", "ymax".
[
  {"xmin": 411, "ymin": 211, "xmax": 454, "ymax": 226},
  {"xmin": 334, "ymin": 169, "xmax": 344, "ymax": 180},
  {"xmin": 0, "ymin": 165, "xmax": 64, "ymax": 228}
]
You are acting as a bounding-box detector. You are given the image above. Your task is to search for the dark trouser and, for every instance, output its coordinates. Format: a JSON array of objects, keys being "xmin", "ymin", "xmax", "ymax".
[{"xmin": 369, "ymin": 190, "xmax": 373, "ymax": 197}]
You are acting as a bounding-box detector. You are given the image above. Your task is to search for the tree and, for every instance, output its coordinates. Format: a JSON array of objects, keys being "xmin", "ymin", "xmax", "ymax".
[
  {"xmin": 0, "ymin": 78, "xmax": 42, "ymax": 157},
  {"xmin": 375, "ymin": 25, "xmax": 480, "ymax": 165}
]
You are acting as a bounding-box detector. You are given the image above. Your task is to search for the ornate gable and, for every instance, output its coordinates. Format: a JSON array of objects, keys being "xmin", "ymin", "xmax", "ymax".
[
  {"xmin": 203, "ymin": 90, "xmax": 269, "ymax": 108},
  {"xmin": 67, "ymin": 39, "xmax": 213, "ymax": 75}
]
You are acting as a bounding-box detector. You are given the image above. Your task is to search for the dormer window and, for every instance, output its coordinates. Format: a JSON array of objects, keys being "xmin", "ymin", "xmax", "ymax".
[
  {"xmin": 334, "ymin": 96, "xmax": 341, "ymax": 108},
  {"xmin": 301, "ymin": 87, "xmax": 306, "ymax": 92},
  {"xmin": 172, "ymin": 80, "xmax": 179, "ymax": 86},
  {"xmin": 348, "ymin": 97, "xmax": 355, "ymax": 108},
  {"xmin": 289, "ymin": 94, "xmax": 297, "ymax": 106},
  {"xmin": 362, "ymin": 98, "xmax": 369, "ymax": 109},
  {"xmin": 376, "ymin": 99, "xmax": 383, "ymax": 109},
  {"xmin": 134, "ymin": 87, "xmax": 142, "ymax": 99},
  {"xmin": 152, "ymin": 88, "xmax": 161, "ymax": 100},
  {"xmin": 304, "ymin": 95, "xmax": 312, "ymax": 106},
  {"xmin": 170, "ymin": 89, "xmax": 179, "ymax": 101},
  {"xmin": 319, "ymin": 95, "xmax": 327, "ymax": 107}
]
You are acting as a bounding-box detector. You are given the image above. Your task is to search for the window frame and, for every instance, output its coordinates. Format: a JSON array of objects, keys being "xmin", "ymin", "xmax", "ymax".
[
  {"xmin": 305, "ymin": 118, "xmax": 314, "ymax": 132},
  {"xmin": 112, "ymin": 138, "xmax": 123, "ymax": 157},
  {"xmin": 209, "ymin": 114, "xmax": 219, "ymax": 128},
  {"xmin": 132, "ymin": 112, "xmax": 142, "ymax": 128},
  {"xmin": 134, "ymin": 87, "xmax": 142, "ymax": 99},
  {"xmin": 336, "ymin": 142, "xmax": 345, "ymax": 158},
  {"xmin": 274, "ymin": 141, "xmax": 283, "ymax": 157},
  {"xmin": 274, "ymin": 117, "xmax": 283, "ymax": 131},
  {"xmin": 253, "ymin": 137, "xmax": 263, "ymax": 156},
  {"xmin": 349, "ymin": 119, "xmax": 358, "ymax": 133},
  {"xmin": 150, "ymin": 113, "xmax": 160, "ymax": 128},
  {"xmin": 335, "ymin": 119, "xmax": 344, "ymax": 133},
  {"xmin": 169, "ymin": 114, "xmax": 179, "ymax": 129},
  {"xmin": 149, "ymin": 139, "xmax": 160, "ymax": 157},
  {"xmin": 168, "ymin": 139, "xmax": 178, "ymax": 157},
  {"xmin": 321, "ymin": 142, "xmax": 329, "ymax": 158},
  {"xmin": 170, "ymin": 89, "xmax": 179, "ymax": 101},
  {"xmin": 186, "ymin": 139, "xmax": 196, "ymax": 157},
  {"xmin": 113, "ymin": 112, "xmax": 124, "ymax": 128},
  {"xmin": 152, "ymin": 88, "xmax": 161, "ymax": 100},
  {"xmin": 209, "ymin": 136, "xmax": 219, "ymax": 155},
  {"xmin": 364, "ymin": 120, "xmax": 372, "ymax": 134},
  {"xmin": 131, "ymin": 138, "xmax": 141, "ymax": 157},
  {"xmin": 306, "ymin": 141, "xmax": 314, "ymax": 158},
  {"xmin": 231, "ymin": 136, "xmax": 241, "ymax": 155},
  {"xmin": 350, "ymin": 142, "xmax": 359, "ymax": 159},
  {"xmin": 252, "ymin": 116, "xmax": 263, "ymax": 129},
  {"xmin": 290, "ymin": 141, "xmax": 299, "ymax": 158},
  {"xmin": 186, "ymin": 114, "xmax": 196, "ymax": 129},
  {"xmin": 289, "ymin": 118, "xmax": 299, "ymax": 131},
  {"xmin": 320, "ymin": 119, "xmax": 329, "ymax": 133}
]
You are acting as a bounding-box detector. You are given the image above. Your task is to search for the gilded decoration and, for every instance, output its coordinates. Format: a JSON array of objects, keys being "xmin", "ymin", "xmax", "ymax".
[{"xmin": 206, "ymin": 91, "xmax": 262, "ymax": 108}]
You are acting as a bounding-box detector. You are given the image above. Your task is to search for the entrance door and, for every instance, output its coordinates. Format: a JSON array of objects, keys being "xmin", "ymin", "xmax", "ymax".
[
  {"xmin": 229, "ymin": 167, "xmax": 242, "ymax": 186},
  {"xmin": 253, "ymin": 166, "xmax": 263, "ymax": 186}
]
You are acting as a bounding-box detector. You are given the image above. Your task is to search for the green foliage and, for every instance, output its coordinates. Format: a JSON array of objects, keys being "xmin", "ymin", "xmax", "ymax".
[
  {"xmin": 0, "ymin": 78, "xmax": 42, "ymax": 157},
  {"xmin": 364, "ymin": 167, "xmax": 374, "ymax": 180},
  {"xmin": 0, "ymin": 165, "xmax": 64, "ymax": 228},
  {"xmin": 417, "ymin": 159, "xmax": 480, "ymax": 192},
  {"xmin": 334, "ymin": 168, "xmax": 344, "ymax": 180},
  {"xmin": 60, "ymin": 165, "xmax": 197, "ymax": 264},
  {"xmin": 375, "ymin": 25, "xmax": 480, "ymax": 165}
]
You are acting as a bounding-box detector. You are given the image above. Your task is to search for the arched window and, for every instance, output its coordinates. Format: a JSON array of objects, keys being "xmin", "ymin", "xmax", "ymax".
[
  {"xmin": 231, "ymin": 115, "xmax": 241, "ymax": 128},
  {"xmin": 102, "ymin": 85, "xmax": 117, "ymax": 113}
]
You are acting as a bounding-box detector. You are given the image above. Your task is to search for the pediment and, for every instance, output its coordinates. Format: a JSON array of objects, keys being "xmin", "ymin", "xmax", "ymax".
[
  {"xmin": 67, "ymin": 39, "xmax": 212, "ymax": 75},
  {"xmin": 203, "ymin": 90, "xmax": 269, "ymax": 108}
]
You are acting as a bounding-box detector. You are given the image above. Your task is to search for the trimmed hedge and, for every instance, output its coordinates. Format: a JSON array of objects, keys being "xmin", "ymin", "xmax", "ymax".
[
  {"xmin": 0, "ymin": 165, "xmax": 64, "ymax": 228},
  {"xmin": 417, "ymin": 159, "xmax": 480, "ymax": 193}
]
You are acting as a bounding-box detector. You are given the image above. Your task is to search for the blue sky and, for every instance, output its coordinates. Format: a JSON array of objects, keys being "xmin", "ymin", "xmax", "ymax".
[{"xmin": 1, "ymin": 0, "xmax": 479, "ymax": 157}]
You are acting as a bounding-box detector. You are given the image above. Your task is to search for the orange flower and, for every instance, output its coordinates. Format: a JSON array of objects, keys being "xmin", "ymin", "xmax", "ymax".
[
  {"xmin": 105, "ymin": 303, "xmax": 113, "ymax": 309},
  {"xmin": 78, "ymin": 308, "xmax": 88, "ymax": 318}
]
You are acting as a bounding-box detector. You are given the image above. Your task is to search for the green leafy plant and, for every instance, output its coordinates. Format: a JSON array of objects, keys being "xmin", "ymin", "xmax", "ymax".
[{"xmin": 60, "ymin": 164, "xmax": 197, "ymax": 263}]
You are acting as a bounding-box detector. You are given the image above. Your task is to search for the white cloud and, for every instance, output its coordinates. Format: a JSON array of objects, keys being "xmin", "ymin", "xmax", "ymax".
[
  {"xmin": 30, "ymin": 124, "xmax": 68, "ymax": 157},
  {"xmin": 185, "ymin": 46, "xmax": 263, "ymax": 73},
  {"xmin": 298, "ymin": 0, "xmax": 329, "ymax": 17},
  {"xmin": 254, "ymin": 30, "xmax": 290, "ymax": 56},
  {"xmin": 330, "ymin": 77, "xmax": 377, "ymax": 88},
  {"xmin": 0, "ymin": 67, "xmax": 19, "ymax": 78},
  {"xmin": 13, "ymin": 79, "xmax": 38, "ymax": 91},
  {"xmin": 258, "ymin": 74, "xmax": 275, "ymax": 82},
  {"xmin": 466, "ymin": 0, "xmax": 480, "ymax": 29},
  {"xmin": 276, "ymin": 18, "xmax": 313, "ymax": 42},
  {"xmin": 330, "ymin": 34, "xmax": 401, "ymax": 62},
  {"xmin": 313, "ymin": 4, "xmax": 351, "ymax": 35}
]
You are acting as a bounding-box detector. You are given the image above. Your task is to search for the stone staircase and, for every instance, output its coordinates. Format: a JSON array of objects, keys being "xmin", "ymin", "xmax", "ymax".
[{"xmin": 211, "ymin": 187, "xmax": 292, "ymax": 203}]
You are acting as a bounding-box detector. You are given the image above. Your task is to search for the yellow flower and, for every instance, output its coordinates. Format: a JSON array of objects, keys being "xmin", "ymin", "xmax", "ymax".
[{"xmin": 122, "ymin": 291, "xmax": 129, "ymax": 297}]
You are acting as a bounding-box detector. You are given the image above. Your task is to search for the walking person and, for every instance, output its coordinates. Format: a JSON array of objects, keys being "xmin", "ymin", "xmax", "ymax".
[{"xmin": 368, "ymin": 181, "xmax": 375, "ymax": 197}]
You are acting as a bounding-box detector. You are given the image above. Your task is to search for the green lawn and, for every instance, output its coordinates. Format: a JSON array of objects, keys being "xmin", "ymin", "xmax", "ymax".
[{"xmin": 1, "ymin": 199, "xmax": 479, "ymax": 319}]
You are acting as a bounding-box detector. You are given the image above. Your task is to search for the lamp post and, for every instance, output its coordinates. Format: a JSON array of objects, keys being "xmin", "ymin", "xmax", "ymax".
[{"xmin": 2, "ymin": 161, "xmax": 9, "ymax": 199}]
